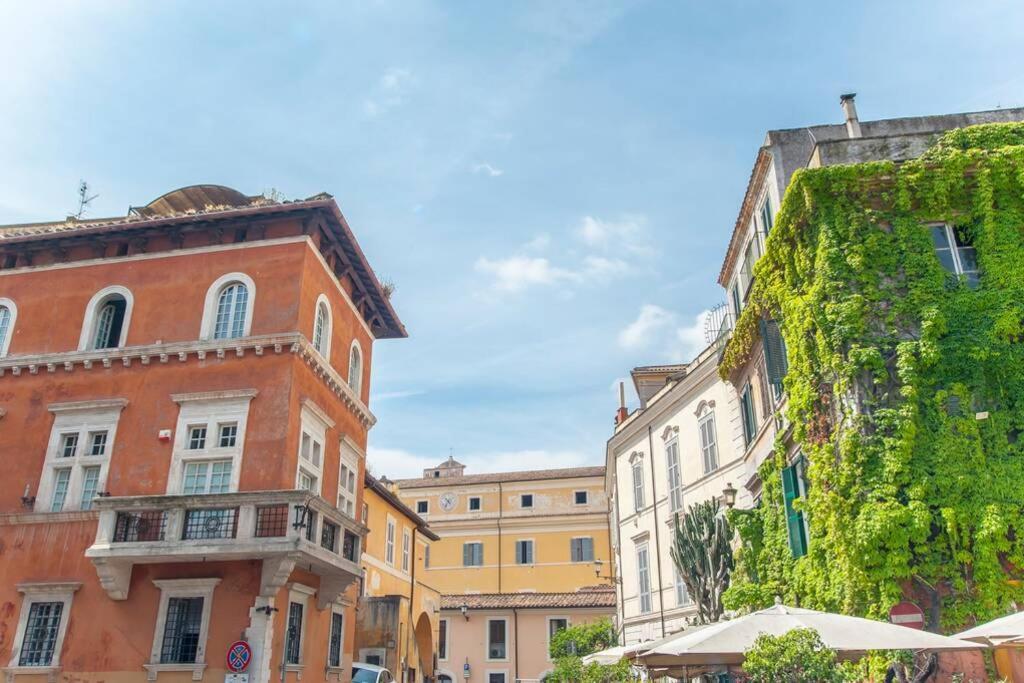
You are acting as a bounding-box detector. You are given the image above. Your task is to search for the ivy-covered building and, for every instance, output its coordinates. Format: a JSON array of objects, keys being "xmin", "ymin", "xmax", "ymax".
[{"xmin": 715, "ymin": 97, "xmax": 1024, "ymax": 640}]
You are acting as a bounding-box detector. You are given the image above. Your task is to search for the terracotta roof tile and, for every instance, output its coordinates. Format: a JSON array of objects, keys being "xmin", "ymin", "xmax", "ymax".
[
  {"xmin": 395, "ymin": 465, "xmax": 604, "ymax": 490},
  {"xmin": 441, "ymin": 586, "xmax": 615, "ymax": 610}
]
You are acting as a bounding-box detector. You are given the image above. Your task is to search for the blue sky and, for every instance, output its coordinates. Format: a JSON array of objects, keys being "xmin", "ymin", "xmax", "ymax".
[{"xmin": 2, "ymin": 1, "xmax": 1023, "ymax": 478}]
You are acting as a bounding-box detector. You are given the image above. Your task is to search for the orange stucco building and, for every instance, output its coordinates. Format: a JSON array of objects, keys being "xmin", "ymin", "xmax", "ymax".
[{"xmin": 0, "ymin": 185, "xmax": 405, "ymax": 683}]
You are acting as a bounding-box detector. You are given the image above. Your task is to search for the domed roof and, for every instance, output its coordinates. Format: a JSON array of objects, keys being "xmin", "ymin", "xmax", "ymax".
[{"xmin": 133, "ymin": 185, "xmax": 256, "ymax": 218}]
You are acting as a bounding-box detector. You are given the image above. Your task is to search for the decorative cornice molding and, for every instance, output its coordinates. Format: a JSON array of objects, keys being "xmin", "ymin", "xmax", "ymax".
[
  {"xmin": 16, "ymin": 581, "xmax": 82, "ymax": 595},
  {"xmin": 0, "ymin": 333, "xmax": 375, "ymax": 428},
  {"xmin": 301, "ymin": 397, "xmax": 337, "ymax": 429},
  {"xmin": 49, "ymin": 398, "xmax": 129, "ymax": 413},
  {"xmin": 171, "ymin": 389, "xmax": 258, "ymax": 404}
]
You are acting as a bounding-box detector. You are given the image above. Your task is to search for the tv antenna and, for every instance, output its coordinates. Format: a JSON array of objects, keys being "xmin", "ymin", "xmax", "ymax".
[{"xmin": 74, "ymin": 181, "xmax": 99, "ymax": 219}]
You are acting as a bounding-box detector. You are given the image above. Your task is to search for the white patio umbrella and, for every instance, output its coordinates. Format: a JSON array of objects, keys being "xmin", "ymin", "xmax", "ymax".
[
  {"xmin": 581, "ymin": 644, "xmax": 640, "ymax": 665},
  {"xmin": 954, "ymin": 610, "xmax": 1024, "ymax": 647},
  {"xmin": 638, "ymin": 603, "xmax": 984, "ymax": 669}
]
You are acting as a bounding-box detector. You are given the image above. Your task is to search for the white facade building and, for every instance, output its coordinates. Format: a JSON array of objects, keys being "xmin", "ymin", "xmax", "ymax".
[{"xmin": 606, "ymin": 343, "xmax": 751, "ymax": 645}]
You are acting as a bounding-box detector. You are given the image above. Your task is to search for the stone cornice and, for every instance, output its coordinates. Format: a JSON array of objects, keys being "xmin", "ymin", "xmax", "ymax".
[{"xmin": 0, "ymin": 333, "xmax": 375, "ymax": 427}]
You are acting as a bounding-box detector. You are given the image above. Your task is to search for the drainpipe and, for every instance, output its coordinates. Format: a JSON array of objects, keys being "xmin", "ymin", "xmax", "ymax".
[
  {"xmin": 513, "ymin": 608, "xmax": 520, "ymax": 683},
  {"xmin": 609, "ymin": 463, "xmax": 625, "ymax": 644},
  {"xmin": 497, "ymin": 482, "xmax": 503, "ymax": 594},
  {"xmin": 647, "ymin": 425, "xmax": 667, "ymax": 638},
  {"xmin": 406, "ymin": 527, "xmax": 418, "ymax": 682}
]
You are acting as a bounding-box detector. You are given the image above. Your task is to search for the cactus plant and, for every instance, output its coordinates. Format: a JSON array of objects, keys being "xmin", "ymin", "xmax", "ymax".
[{"xmin": 670, "ymin": 498, "xmax": 734, "ymax": 624}]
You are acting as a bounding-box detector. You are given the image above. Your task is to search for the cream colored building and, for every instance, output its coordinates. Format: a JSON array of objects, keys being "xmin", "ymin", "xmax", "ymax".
[{"xmin": 607, "ymin": 343, "xmax": 750, "ymax": 645}]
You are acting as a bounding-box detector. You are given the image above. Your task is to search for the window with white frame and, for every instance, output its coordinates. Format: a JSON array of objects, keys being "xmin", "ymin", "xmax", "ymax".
[
  {"xmin": 546, "ymin": 618, "xmax": 568, "ymax": 660},
  {"xmin": 338, "ymin": 440, "xmax": 360, "ymax": 518},
  {"xmin": 630, "ymin": 457, "xmax": 645, "ymax": 512},
  {"xmin": 487, "ymin": 673, "xmax": 507, "ymax": 683},
  {"xmin": 385, "ymin": 516, "xmax": 396, "ymax": 566},
  {"xmin": 438, "ymin": 618, "xmax": 449, "ymax": 661},
  {"xmin": 416, "ymin": 500, "xmax": 429, "ymax": 515},
  {"xmin": 312, "ymin": 295, "xmax": 332, "ymax": 359},
  {"xmin": 167, "ymin": 391, "xmax": 254, "ymax": 495},
  {"xmin": 666, "ymin": 437, "xmax": 683, "ymax": 513},
  {"xmin": 636, "ymin": 543, "xmax": 653, "ymax": 614},
  {"xmin": 200, "ymin": 273, "xmax": 255, "ymax": 341},
  {"xmin": 515, "ymin": 539, "xmax": 534, "ymax": 565},
  {"xmin": 0, "ymin": 299, "xmax": 16, "ymax": 357},
  {"xmin": 348, "ymin": 342, "xmax": 363, "ymax": 396},
  {"xmin": 79, "ymin": 286, "xmax": 133, "ymax": 351},
  {"xmin": 570, "ymin": 537, "xmax": 594, "ymax": 563},
  {"xmin": 285, "ymin": 600, "xmax": 303, "ymax": 665},
  {"xmin": 327, "ymin": 605, "xmax": 345, "ymax": 669},
  {"xmin": 931, "ymin": 223, "xmax": 979, "ymax": 287},
  {"xmin": 402, "ymin": 528, "xmax": 411, "ymax": 572},
  {"xmin": 38, "ymin": 400, "xmax": 125, "ymax": 513},
  {"xmin": 486, "ymin": 618, "xmax": 508, "ymax": 660},
  {"xmin": 674, "ymin": 565, "xmax": 691, "ymax": 606},
  {"xmin": 147, "ymin": 578, "xmax": 219, "ymax": 673},
  {"xmin": 296, "ymin": 402, "xmax": 332, "ymax": 496},
  {"xmin": 698, "ymin": 404, "xmax": 719, "ymax": 473},
  {"xmin": 8, "ymin": 582, "xmax": 79, "ymax": 671}
]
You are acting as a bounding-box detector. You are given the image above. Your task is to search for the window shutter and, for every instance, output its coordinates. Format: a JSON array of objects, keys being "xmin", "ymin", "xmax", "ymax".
[
  {"xmin": 781, "ymin": 465, "xmax": 808, "ymax": 558},
  {"xmin": 515, "ymin": 542, "xmax": 523, "ymax": 564},
  {"xmin": 463, "ymin": 544, "xmax": 471, "ymax": 566},
  {"xmin": 475, "ymin": 544, "xmax": 483, "ymax": 566},
  {"xmin": 761, "ymin": 319, "xmax": 788, "ymax": 385},
  {"xmin": 583, "ymin": 537, "xmax": 593, "ymax": 560}
]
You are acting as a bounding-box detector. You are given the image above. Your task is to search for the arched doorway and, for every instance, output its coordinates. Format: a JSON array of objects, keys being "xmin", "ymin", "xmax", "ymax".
[{"xmin": 414, "ymin": 612, "xmax": 433, "ymax": 682}]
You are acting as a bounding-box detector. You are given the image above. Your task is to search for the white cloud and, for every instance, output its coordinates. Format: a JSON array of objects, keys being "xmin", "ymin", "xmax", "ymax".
[
  {"xmin": 575, "ymin": 214, "xmax": 648, "ymax": 253},
  {"xmin": 672, "ymin": 309, "xmax": 711, "ymax": 363},
  {"xmin": 618, "ymin": 304, "xmax": 673, "ymax": 349},
  {"xmin": 582, "ymin": 255, "xmax": 629, "ymax": 279},
  {"xmin": 372, "ymin": 389, "xmax": 426, "ymax": 402},
  {"xmin": 523, "ymin": 233, "xmax": 551, "ymax": 251},
  {"xmin": 363, "ymin": 67, "xmax": 412, "ymax": 117},
  {"xmin": 474, "ymin": 255, "xmax": 579, "ymax": 292},
  {"xmin": 471, "ymin": 162, "xmax": 504, "ymax": 177},
  {"xmin": 367, "ymin": 446, "xmax": 594, "ymax": 480}
]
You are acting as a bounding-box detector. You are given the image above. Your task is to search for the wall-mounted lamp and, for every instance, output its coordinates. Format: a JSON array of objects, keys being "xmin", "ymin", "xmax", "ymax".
[
  {"xmin": 20, "ymin": 484, "xmax": 34, "ymax": 509},
  {"xmin": 593, "ymin": 559, "xmax": 621, "ymax": 584},
  {"xmin": 721, "ymin": 482, "xmax": 737, "ymax": 509},
  {"xmin": 460, "ymin": 604, "xmax": 469, "ymax": 620}
]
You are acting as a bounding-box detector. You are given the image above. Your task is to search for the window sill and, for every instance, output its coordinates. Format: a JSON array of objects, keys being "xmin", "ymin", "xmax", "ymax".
[
  {"xmin": 2, "ymin": 666, "xmax": 61, "ymax": 682},
  {"xmin": 325, "ymin": 667, "xmax": 345, "ymax": 681},
  {"xmin": 143, "ymin": 663, "xmax": 207, "ymax": 681},
  {"xmin": 284, "ymin": 664, "xmax": 305, "ymax": 679}
]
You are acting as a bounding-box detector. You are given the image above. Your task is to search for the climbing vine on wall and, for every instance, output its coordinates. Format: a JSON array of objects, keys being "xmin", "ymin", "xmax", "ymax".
[{"xmin": 721, "ymin": 122, "xmax": 1024, "ymax": 629}]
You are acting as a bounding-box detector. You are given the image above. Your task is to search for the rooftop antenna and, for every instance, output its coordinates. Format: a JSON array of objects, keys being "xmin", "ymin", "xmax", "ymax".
[{"xmin": 74, "ymin": 181, "xmax": 99, "ymax": 219}]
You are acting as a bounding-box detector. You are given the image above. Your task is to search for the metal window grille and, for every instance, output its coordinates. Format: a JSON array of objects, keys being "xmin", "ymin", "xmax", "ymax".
[
  {"xmin": 160, "ymin": 597, "xmax": 203, "ymax": 664},
  {"xmin": 328, "ymin": 612, "xmax": 343, "ymax": 668},
  {"xmin": 217, "ymin": 423, "xmax": 237, "ymax": 448},
  {"xmin": 285, "ymin": 602, "xmax": 303, "ymax": 665},
  {"xmin": 182, "ymin": 508, "xmax": 238, "ymax": 540},
  {"xmin": 188, "ymin": 426, "xmax": 207, "ymax": 450},
  {"xmin": 18, "ymin": 602, "xmax": 63, "ymax": 666},
  {"xmin": 321, "ymin": 521, "xmax": 339, "ymax": 553},
  {"xmin": 89, "ymin": 431, "xmax": 108, "ymax": 456},
  {"xmin": 342, "ymin": 531, "xmax": 359, "ymax": 562},
  {"xmin": 255, "ymin": 505, "xmax": 289, "ymax": 537},
  {"xmin": 60, "ymin": 434, "xmax": 78, "ymax": 458},
  {"xmin": 304, "ymin": 510, "xmax": 318, "ymax": 543},
  {"xmin": 114, "ymin": 510, "xmax": 167, "ymax": 542}
]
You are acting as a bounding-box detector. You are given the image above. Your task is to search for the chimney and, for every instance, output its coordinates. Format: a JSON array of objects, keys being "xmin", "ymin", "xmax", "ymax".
[
  {"xmin": 615, "ymin": 381, "xmax": 629, "ymax": 425},
  {"xmin": 840, "ymin": 93, "xmax": 862, "ymax": 139}
]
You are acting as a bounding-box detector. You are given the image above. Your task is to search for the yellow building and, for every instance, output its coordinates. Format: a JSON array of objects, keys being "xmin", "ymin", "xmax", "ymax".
[
  {"xmin": 355, "ymin": 472, "xmax": 441, "ymax": 682},
  {"xmin": 393, "ymin": 459, "xmax": 611, "ymax": 595}
]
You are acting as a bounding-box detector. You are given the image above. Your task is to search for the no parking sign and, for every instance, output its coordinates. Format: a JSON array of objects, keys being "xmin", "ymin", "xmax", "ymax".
[{"xmin": 227, "ymin": 640, "xmax": 252, "ymax": 673}]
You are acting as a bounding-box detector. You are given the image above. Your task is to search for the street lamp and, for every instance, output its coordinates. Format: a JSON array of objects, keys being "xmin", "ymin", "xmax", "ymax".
[
  {"xmin": 460, "ymin": 604, "xmax": 469, "ymax": 620},
  {"xmin": 721, "ymin": 482, "xmax": 737, "ymax": 509}
]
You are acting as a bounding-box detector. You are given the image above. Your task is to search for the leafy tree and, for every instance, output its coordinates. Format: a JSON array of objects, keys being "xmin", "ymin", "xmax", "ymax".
[
  {"xmin": 546, "ymin": 618, "xmax": 632, "ymax": 682},
  {"xmin": 743, "ymin": 628, "xmax": 852, "ymax": 682},
  {"xmin": 670, "ymin": 498, "xmax": 734, "ymax": 624}
]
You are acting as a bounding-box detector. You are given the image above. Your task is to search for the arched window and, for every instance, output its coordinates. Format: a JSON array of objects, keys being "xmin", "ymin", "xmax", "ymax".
[
  {"xmin": 348, "ymin": 342, "xmax": 363, "ymax": 396},
  {"xmin": 200, "ymin": 273, "xmax": 256, "ymax": 341},
  {"xmin": 0, "ymin": 300, "xmax": 14, "ymax": 357},
  {"xmin": 312, "ymin": 295, "xmax": 332, "ymax": 358},
  {"xmin": 79, "ymin": 287, "xmax": 133, "ymax": 351}
]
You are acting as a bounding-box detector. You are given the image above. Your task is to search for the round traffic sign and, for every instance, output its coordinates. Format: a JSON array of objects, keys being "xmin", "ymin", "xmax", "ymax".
[
  {"xmin": 889, "ymin": 601, "xmax": 925, "ymax": 630},
  {"xmin": 227, "ymin": 640, "xmax": 252, "ymax": 673}
]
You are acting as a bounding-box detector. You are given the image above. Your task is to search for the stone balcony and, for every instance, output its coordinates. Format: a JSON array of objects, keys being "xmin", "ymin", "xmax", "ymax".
[{"xmin": 85, "ymin": 489, "xmax": 366, "ymax": 608}]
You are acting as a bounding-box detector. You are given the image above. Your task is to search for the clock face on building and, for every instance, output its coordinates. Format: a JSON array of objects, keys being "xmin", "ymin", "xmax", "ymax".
[{"xmin": 439, "ymin": 492, "xmax": 458, "ymax": 511}]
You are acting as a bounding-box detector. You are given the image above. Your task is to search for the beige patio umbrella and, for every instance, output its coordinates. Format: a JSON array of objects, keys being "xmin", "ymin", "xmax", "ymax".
[
  {"xmin": 638, "ymin": 603, "xmax": 984, "ymax": 669},
  {"xmin": 954, "ymin": 610, "xmax": 1024, "ymax": 646},
  {"xmin": 581, "ymin": 644, "xmax": 642, "ymax": 666}
]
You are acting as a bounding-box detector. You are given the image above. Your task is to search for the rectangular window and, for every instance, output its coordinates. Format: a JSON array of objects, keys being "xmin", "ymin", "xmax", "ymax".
[
  {"xmin": 699, "ymin": 410, "xmax": 719, "ymax": 473},
  {"xmin": 487, "ymin": 619, "xmax": 507, "ymax": 660},
  {"xmin": 50, "ymin": 468, "xmax": 71, "ymax": 512},
  {"xmin": 80, "ymin": 466, "xmax": 101, "ymax": 510},
  {"xmin": 183, "ymin": 460, "xmax": 233, "ymax": 495},
  {"xmin": 328, "ymin": 611, "xmax": 344, "ymax": 668},
  {"xmin": 88, "ymin": 431, "xmax": 108, "ymax": 456},
  {"xmin": 548, "ymin": 618, "xmax": 568, "ymax": 656},
  {"xmin": 463, "ymin": 542, "xmax": 483, "ymax": 567},
  {"xmin": 217, "ymin": 423, "xmax": 237, "ymax": 448},
  {"xmin": 520, "ymin": 494, "xmax": 533, "ymax": 508},
  {"xmin": 338, "ymin": 444, "xmax": 359, "ymax": 519},
  {"xmin": 739, "ymin": 236, "xmax": 761, "ymax": 296},
  {"xmin": 416, "ymin": 500, "xmax": 429, "ymax": 514},
  {"xmin": 18, "ymin": 602, "xmax": 64, "ymax": 666},
  {"xmin": 674, "ymin": 566, "xmax": 691, "ymax": 606},
  {"xmin": 438, "ymin": 619, "xmax": 448, "ymax": 660},
  {"xmin": 740, "ymin": 383, "xmax": 757, "ymax": 448},
  {"xmin": 402, "ymin": 529, "xmax": 411, "ymax": 572},
  {"xmin": 488, "ymin": 674, "xmax": 507, "ymax": 683},
  {"xmin": 515, "ymin": 539, "xmax": 534, "ymax": 565},
  {"xmin": 321, "ymin": 521, "xmax": 339, "ymax": 553},
  {"xmin": 298, "ymin": 470, "xmax": 317, "ymax": 493},
  {"xmin": 160, "ymin": 597, "xmax": 204, "ymax": 664},
  {"xmin": 730, "ymin": 284, "xmax": 742, "ymax": 319},
  {"xmin": 385, "ymin": 518, "xmax": 396, "ymax": 566},
  {"xmin": 285, "ymin": 601, "xmax": 303, "ymax": 665},
  {"xmin": 782, "ymin": 461, "xmax": 809, "ymax": 558},
  {"xmin": 187, "ymin": 426, "xmax": 207, "ymax": 450},
  {"xmin": 469, "ymin": 496, "xmax": 481, "ymax": 511},
  {"xmin": 59, "ymin": 433, "xmax": 78, "ymax": 458},
  {"xmin": 631, "ymin": 461, "xmax": 645, "ymax": 512},
  {"xmin": 759, "ymin": 195, "xmax": 773, "ymax": 235},
  {"xmin": 574, "ymin": 490, "xmax": 588, "ymax": 505},
  {"xmin": 570, "ymin": 537, "xmax": 594, "ymax": 562},
  {"xmin": 636, "ymin": 544, "xmax": 653, "ymax": 614},
  {"xmin": 666, "ymin": 440, "xmax": 683, "ymax": 513},
  {"xmin": 931, "ymin": 223, "xmax": 979, "ymax": 288}
]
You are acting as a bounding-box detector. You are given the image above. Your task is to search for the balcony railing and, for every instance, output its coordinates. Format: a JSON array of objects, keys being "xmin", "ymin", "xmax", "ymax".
[{"xmin": 86, "ymin": 490, "xmax": 367, "ymax": 604}]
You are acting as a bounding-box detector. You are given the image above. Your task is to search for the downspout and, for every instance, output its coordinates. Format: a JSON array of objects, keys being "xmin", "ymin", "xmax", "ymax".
[
  {"xmin": 610, "ymin": 462, "xmax": 625, "ymax": 644},
  {"xmin": 513, "ymin": 608, "xmax": 520, "ymax": 683},
  {"xmin": 647, "ymin": 425, "xmax": 667, "ymax": 638},
  {"xmin": 406, "ymin": 527, "xmax": 418, "ymax": 681},
  {"xmin": 497, "ymin": 482, "xmax": 503, "ymax": 593}
]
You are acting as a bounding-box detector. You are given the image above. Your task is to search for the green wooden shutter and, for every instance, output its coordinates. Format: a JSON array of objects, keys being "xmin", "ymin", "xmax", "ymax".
[
  {"xmin": 781, "ymin": 465, "xmax": 808, "ymax": 558},
  {"xmin": 463, "ymin": 543, "xmax": 472, "ymax": 566},
  {"xmin": 761, "ymin": 319, "xmax": 788, "ymax": 385}
]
